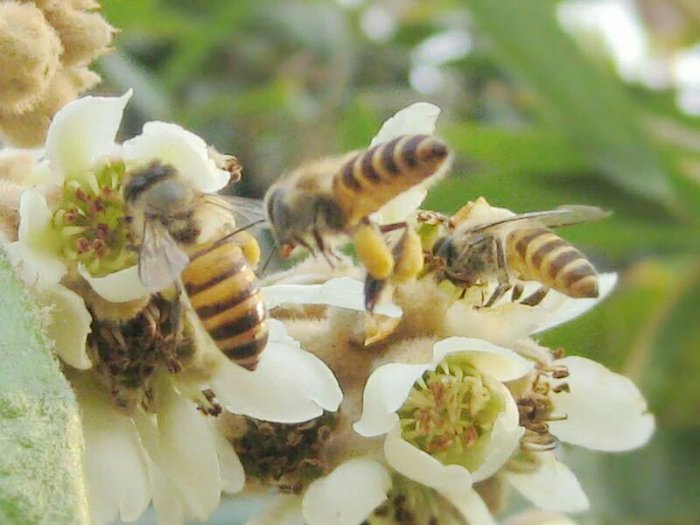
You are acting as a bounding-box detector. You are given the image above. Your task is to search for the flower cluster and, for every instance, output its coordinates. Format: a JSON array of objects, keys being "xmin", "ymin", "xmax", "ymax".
[
  {"xmin": 0, "ymin": 95, "xmax": 654, "ymax": 525},
  {"xmin": 0, "ymin": 92, "xmax": 342, "ymax": 524},
  {"xmin": 0, "ymin": 0, "xmax": 113, "ymax": 147}
]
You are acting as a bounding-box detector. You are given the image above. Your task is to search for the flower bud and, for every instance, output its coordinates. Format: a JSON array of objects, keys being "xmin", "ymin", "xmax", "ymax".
[
  {"xmin": 41, "ymin": 1, "xmax": 114, "ymax": 67},
  {"xmin": 0, "ymin": 2, "xmax": 62, "ymax": 112},
  {"xmin": 0, "ymin": 67, "xmax": 80, "ymax": 147}
]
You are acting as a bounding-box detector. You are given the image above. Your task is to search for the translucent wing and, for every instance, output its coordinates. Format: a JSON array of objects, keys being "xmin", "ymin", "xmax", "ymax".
[
  {"xmin": 202, "ymin": 194, "xmax": 268, "ymax": 229},
  {"xmin": 138, "ymin": 220, "xmax": 190, "ymax": 293},
  {"xmin": 466, "ymin": 205, "xmax": 610, "ymax": 235}
]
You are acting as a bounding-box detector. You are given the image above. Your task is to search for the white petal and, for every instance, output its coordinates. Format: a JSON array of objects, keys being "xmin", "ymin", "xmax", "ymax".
[
  {"xmin": 210, "ymin": 319, "xmax": 342, "ymax": 423},
  {"xmin": 6, "ymin": 189, "xmax": 66, "ymax": 287},
  {"xmin": 122, "ymin": 121, "xmax": 229, "ymax": 193},
  {"xmin": 441, "ymin": 488, "xmax": 497, "ymax": 525},
  {"xmin": 78, "ymin": 264, "xmax": 149, "ymax": 303},
  {"xmin": 432, "ymin": 337, "xmax": 534, "ymax": 383},
  {"xmin": 75, "ymin": 377, "xmax": 151, "ymax": 523},
  {"xmin": 444, "ymin": 274, "xmax": 617, "ymax": 345},
  {"xmin": 384, "ymin": 425, "xmax": 473, "ymax": 493},
  {"xmin": 35, "ymin": 284, "xmax": 91, "ymax": 369},
  {"xmin": 368, "ymin": 102, "xmax": 444, "ymax": 223},
  {"xmin": 353, "ymin": 361, "xmax": 432, "ymax": 437},
  {"xmin": 471, "ymin": 382, "xmax": 524, "ymax": 482},
  {"xmin": 532, "ymin": 273, "xmax": 618, "ymax": 334},
  {"xmin": 156, "ymin": 387, "xmax": 221, "ymax": 521},
  {"xmin": 302, "ymin": 458, "xmax": 391, "ymax": 525},
  {"xmin": 262, "ymin": 277, "xmax": 402, "ymax": 318},
  {"xmin": 213, "ymin": 424, "xmax": 245, "ymax": 493},
  {"xmin": 506, "ymin": 453, "xmax": 589, "ymax": 513},
  {"xmin": 370, "ymin": 102, "xmax": 440, "ymax": 147},
  {"xmin": 148, "ymin": 459, "xmax": 186, "ymax": 525},
  {"xmin": 46, "ymin": 91, "xmax": 132, "ymax": 183},
  {"xmin": 247, "ymin": 495, "xmax": 304, "ymax": 525},
  {"xmin": 371, "ymin": 186, "xmax": 429, "ymax": 225},
  {"xmin": 548, "ymin": 356, "xmax": 655, "ymax": 451}
]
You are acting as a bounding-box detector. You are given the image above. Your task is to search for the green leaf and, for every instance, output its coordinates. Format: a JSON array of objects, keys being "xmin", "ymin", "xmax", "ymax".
[
  {"xmin": 464, "ymin": 0, "xmax": 678, "ymax": 208},
  {"xmin": 0, "ymin": 252, "xmax": 88, "ymax": 525}
]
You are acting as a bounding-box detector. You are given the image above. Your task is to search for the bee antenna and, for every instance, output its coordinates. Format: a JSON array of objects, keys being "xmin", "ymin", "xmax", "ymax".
[{"xmin": 213, "ymin": 219, "xmax": 266, "ymax": 247}]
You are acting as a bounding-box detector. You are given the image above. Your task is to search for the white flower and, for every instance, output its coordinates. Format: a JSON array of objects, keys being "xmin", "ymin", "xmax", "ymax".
[
  {"xmin": 353, "ymin": 337, "xmax": 533, "ymax": 510},
  {"xmin": 73, "ymin": 372, "xmax": 244, "ymax": 525},
  {"xmin": 369, "ymin": 102, "xmax": 449, "ymax": 224},
  {"xmin": 249, "ymin": 457, "xmax": 496, "ymax": 525},
  {"xmin": 505, "ymin": 352, "xmax": 654, "ymax": 513},
  {"xmin": 7, "ymin": 91, "xmax": 231, "ymax": 304}
]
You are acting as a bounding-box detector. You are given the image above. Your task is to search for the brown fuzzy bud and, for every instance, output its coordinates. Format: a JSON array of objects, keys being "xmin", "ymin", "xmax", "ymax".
[
  {"xmin": 62, "ymin": 65, "xmax": 101, "ymax": 92},
  {"xmin": 0, "ymin": 67, "xmax": 79, "ymax": 147},
  {"xmin": 0, "ymin": 148, "xmax": 36, "ymax": 183},
  {"xmin": 41, "ymin": 1, "xmax": 114, "ymax": 67},
  {"xmin": 0, "ymin": 2, "xmax": 62, "ymax": 112}
]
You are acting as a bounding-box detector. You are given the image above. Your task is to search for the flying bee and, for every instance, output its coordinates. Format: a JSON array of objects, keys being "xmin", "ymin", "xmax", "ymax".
[
  {"xmin": 423, "ymin": 197, "xmax": 609, "ymax": 307},
  {"xmin": 264, "ymin": 134, "xmax": 450, "ymax": 309},
  {"xmin": 123, "ymin": 160, "xmax": 268, "ymax": 370}
]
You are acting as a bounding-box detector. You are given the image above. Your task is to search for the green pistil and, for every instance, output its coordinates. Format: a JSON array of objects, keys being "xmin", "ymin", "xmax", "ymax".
[
  {"xmin": 397, "ymin": 357, "xmax": 504, "ymax": 471},
  {"xmin": 51, "ymin": 161, "xmax": 135, "ymax": 276}
]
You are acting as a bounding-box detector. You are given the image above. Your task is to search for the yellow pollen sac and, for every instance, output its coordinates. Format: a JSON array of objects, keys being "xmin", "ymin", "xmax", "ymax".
[
  {"xmin": 392, "ymin": 227, "xmax": 423, "ymax": 282},
  {"xmin": 354, "ymin": 222, "xmax": 394, "ymax": 280},
  {"xmin": 236, "ymin": 230, "xmax": 262, "ymax": 267}
]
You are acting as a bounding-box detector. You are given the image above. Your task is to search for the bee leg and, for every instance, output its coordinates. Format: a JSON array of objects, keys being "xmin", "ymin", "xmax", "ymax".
[
  {"xmin": 511, "ymin": 282, "xmax": 524, "ymax": 301},
  {"xmin": 520, "ymin": 286, "xmax": 549, "ymax": 307},
  {"xmin": 312, "ymin": 228, "xmax": 336, "ymax": 269},
  {"xmin": 482, "ymin": 237, "xmax": 512, "ymax": 308},
  {"xmin": 160, "ymin": 287, "xmax": 184, "ymax": 373},
  {"xmin": 364, "ymin": 275, "xmax": 388, "ymax": 311}
]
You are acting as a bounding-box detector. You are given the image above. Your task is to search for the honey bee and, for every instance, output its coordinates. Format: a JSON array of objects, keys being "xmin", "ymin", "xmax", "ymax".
[
  {"xmin": 423, "ymin": 197, "xmax": 609, "ymax": 307},
  {"xmin": 123, "ymin": 160, "xmax": 268, "ymax": 370},
  {"xmin": 264, "ymin": 134, "xmax": 450, "ymax": 309}
]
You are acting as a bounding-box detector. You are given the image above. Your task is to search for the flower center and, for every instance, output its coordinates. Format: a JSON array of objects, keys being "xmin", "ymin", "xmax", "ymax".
[
  {"xmin": 367, "ymin": 474, "xmax": 465, "ymax": 525},
  {"xmin": 397, "ymin": 356, "xmax": 504, "ymax": 471},
  {"xmin": 52, "ymin": 162, "xmax": 135, "ymax": 276}
]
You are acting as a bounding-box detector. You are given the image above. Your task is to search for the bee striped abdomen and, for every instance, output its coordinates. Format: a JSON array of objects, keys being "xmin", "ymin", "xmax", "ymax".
[
  {"xmin": 506, "ymin": 227, "xmax": 598, "ymax": 298},
  {"xmin": 182, "ymin": 239, "xmax": 268, "ymax": 370},
  {"xmin": 332, "ymin": 134, "xmax": 449, "ymax": 223}
]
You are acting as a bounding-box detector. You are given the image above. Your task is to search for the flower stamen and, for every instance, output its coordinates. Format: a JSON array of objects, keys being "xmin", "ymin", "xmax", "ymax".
[{"xmin": 397, "ymin": 357, "xmax": 503, "ymax": 470}]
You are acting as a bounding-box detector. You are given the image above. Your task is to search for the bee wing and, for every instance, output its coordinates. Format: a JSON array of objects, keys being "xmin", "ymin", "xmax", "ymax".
[
  {"xmin": 202, "ymin": 194, "xmax": 268, "ymax": 230},
  {"xmin": 467, "ymin": 206, "xmax": 610, "ymax": 235},
  {"xmin": 139, "ymin": 220, "xmax": 190, "ymax": 292}
]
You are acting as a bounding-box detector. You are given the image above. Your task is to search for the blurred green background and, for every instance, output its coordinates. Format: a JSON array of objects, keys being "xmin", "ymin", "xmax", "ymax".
[{"xmin": 95, "ymin": 0, "xmax": 700, "ymax": 523}]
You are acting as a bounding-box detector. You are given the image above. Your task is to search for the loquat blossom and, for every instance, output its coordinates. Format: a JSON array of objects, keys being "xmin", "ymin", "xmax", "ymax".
[{"xmin": 353, "ymin": 337, "xmax": 532, "ymax": 521}]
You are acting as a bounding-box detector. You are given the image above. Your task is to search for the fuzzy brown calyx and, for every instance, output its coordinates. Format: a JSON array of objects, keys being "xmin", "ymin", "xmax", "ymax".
[
  {"xmin": 0, "ymin": 2, "xmax": 62, "ymax": 112},
  {"xmin": 41, "ymin": 1, "xmax": 115, "ymax": 67}
]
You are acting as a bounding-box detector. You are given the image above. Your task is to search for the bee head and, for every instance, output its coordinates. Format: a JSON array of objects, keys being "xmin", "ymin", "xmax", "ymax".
[
  {"xmin": 265, "ymin": 185, "xmax": 346, "ymax": 257},
  {"xmin": 431, "ymin": 235, "xmax": 456, "ymax": 266},
  {"xmin": 125, "ymin": 161, "xmax": 196, "ymax": 216}
]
